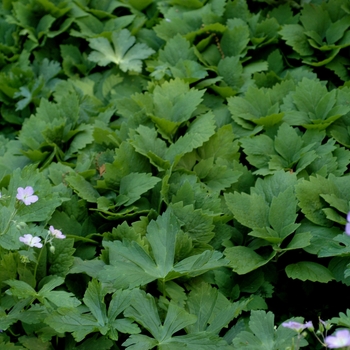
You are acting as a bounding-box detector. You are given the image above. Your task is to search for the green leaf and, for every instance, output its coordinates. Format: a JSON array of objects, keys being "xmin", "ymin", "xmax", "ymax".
[
  {"xmin": 171, "ymin": 202, "xmax": 215, "ymax": 244},
  {"xmin": 281, "ymin": 232, "xmax": 312, "ymax": 251},
  {"xmin": 295, "ymin": 175, "xmax": 337, "ymax": 226},
  {"xmin": 233, "ymin": 310, "xmax": 306, "ymax": 349},
  {"xmin": 158, "ymin": 34, "xmax": 196, "ymax": 66},
  {"xmin": 98, "ymin": 208, "xmax": 226, "ymax": 289},
  {"xmin": 331, "ymin": 309, "xmax": 350, "ymax": 328},
  {"xmin": 48, "ymin": 238, "xmax": 75, "ymax": 277},
  {"xmin": 221, "ymin": 18, "xmax": 250, "ymax": 57},
  {"xmin": 269, "ymin": 187, "xmax": 299, "ymax": 240},
  {"xmin": 165, "ymin": 112, "xmax": 217, "ymax": 163},
  {"xmin": 150, "ymin": 78, "xmax": 205, "ymax": 137},
  {"xmin": 38, "ymin": 276, "xmax": 80, "ymax": 308},
  {"xmin": 285, "ymin": 261, "xmax": 334, "ymax": 282},
  {"xmin": 83, "ymin": 279, "xmax": 108, "ymax": 330},
  {"xmin": 88, "ymin": 29, "xmax": 155, "ymax": 72},
  {"xmin": 65, "ymin": 172, "xmax": 100, "ymax": 203},
  {"xmin": 318, "ymin": 235, "xmax": 350, "ymax": 258},
  {"xmin": 225, "ymin": 247, "xmax": 276, "ymax": 275},
  {"xmin": 279, "ymin": 24, "xmax": 314, "ymax": 56},
  {"xmin": 117, "ymin": 173, "xmax": 161, "ymax": 206},
  {"xmin": 5, "ymin": 280, "xmax": 36, "ymax": 299},
  {"xmin": 282, "ymin": 78, "xmax": 350, "ymax": 128},
  {"xmin": 45, "ymin": 307, "xmax": 100, "ymax": 342},
  {"xmin": 225, "ymin": 192, "xmax": 269, "ymax": 229},
  {"xmin": 45, "ymin": 280, "xmax": 137, "ymax": 342},
  {"xmin": 124, "ymin": 289, "xmax": 197, "ymax": 347},
  {"xmin": 186, "ymin": 282, "xmax": 248, "ymax": 334}
]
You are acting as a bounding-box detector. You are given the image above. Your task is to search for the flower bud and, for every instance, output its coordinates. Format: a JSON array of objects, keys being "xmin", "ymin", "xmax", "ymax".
[
  {"xmin": 49, "ymin": 245, "xmax": 55, "ymax": 254},
  {"xmin": 16, "ymin": 222, "xmax": 27, "ymax": 230},
  {"xmin": 19, "ymin": 255, "xmax": 30, "ymax": 264}
]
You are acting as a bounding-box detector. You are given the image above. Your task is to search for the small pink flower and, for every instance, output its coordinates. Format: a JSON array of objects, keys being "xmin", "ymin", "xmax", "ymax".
[
  {"xmin": 325, "ymin": 329, "xmax": 350, "ymax": 348},
  {"xmin": 19, "ymin": 234, "xmax": 43, "ymax": 248},
  {"xmin": 282, "ymin": 321, "xmax": 313, "ymax": 332},
  {"xmin": 345, "ymin": 212, "xmax": 350, "ymax": 236},
  {"xmin": 16, "ymin": 186, "xmax": 38, "ymax": 205},
  {"xmin": 48, "ymin": 226, "xmax": 65, "ymax": 239}
]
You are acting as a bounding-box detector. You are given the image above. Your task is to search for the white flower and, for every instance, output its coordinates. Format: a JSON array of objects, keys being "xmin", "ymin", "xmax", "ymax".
[
  {"xmin": 19, "ymin": 234, "xmax": 43, "ymax": 248},
  {"xmin": 16, "ymin": 186, "xmax": 38, "ymax": 205},
  {"xmin": 48, "ymin": 226, "xmax": 65, "ymax": 239},
  {"xmin": 325, "ymin": 329, "xmax": 350, "ymax": 348}
]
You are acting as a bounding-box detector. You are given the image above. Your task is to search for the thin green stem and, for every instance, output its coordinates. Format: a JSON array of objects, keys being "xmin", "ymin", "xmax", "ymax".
[
  {"xmin": 1, "ymin": 207, "xmax": 18, "ymax": 236},
  {"xmin": 33, "ymin": 233, "xmax": 49, "ymax": 282},
  {"xmin": 33, "ymin": 246, "xmax": 44, "ymax": 282}
]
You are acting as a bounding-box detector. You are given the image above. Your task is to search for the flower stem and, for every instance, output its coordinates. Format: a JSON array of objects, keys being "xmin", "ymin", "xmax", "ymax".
[
  {"xmin": 0, "ymin": 208, "xmax": 18, "ymax": 236},
  {"xmin": 33, "ymin": 246, "xmax": 44, "ymax": 283}
]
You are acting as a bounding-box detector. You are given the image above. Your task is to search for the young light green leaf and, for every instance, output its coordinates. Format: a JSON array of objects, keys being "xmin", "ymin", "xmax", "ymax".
[{"xmin": 88, "ymin": 29, "xmax": 155, "ymax": 72}]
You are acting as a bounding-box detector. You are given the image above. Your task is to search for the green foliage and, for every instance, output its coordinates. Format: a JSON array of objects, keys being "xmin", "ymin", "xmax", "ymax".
[
  {"xmin": 232, "ymin": 311, "xmax": 308, "ymax": 349},
  {"xmin": 1, "ymin": 0, "xmax": 350, "ymax": 348}
]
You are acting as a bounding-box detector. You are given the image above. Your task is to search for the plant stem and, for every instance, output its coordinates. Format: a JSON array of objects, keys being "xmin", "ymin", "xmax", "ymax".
[{"xmin": 0, "ymin": 207, "xmax": 18, "ymax": 236}]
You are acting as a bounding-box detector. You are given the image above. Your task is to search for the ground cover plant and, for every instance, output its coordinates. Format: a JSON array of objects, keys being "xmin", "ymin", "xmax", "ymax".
[{"xmin": 1, "ymin": 0, "xmax": 350, "ymax": 348}]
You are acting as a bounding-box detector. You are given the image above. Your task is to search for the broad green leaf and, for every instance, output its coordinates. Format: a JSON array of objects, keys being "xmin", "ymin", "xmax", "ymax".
[
  {"xmin": 295, "ymin": 175, "xmax": 338, "ymax": 226},
  {"xmin": 285, "ymin": 261, "xmax": 334, "ymax": 282},
  {"xmin": 98, "ymin": 208, "xmax": 226, "ymax": 288},
  {"xmin": 281, "ymin": 232, "xmax": 312, "ymax": 251},
  {"xmin": 225, "ymin": 192, "xmax": 269, "ymax": 229},
  {"xmin": 329, "ymin": 257, "xmax": 350, "ymax": 286},
  {"xmin": 158, "ymin": 34, "xmax": 197, "ymax": 66},
  {"xmin": 65, "ymin": 172, "xmax": 99, "ymax": 203},
  {"xmin": 186, "ymin": 282, "xmax": 248, "ymax": 334},
  {"xmin": 171, "ymin": 202, "xmax": 215, "ymax": 244},
  {"xmin": 225, "ymin": 247, "xmax": 276, "ymax": 274},
  {"xmin": 124, "ymin": 289, "xmax": 197, "ymax": 346},
  {"xmin": 268, "ymin": 187, "xmax": 300, "ymax": 240},
  {"xmin": 45, "ymin": 281, "xmax": 137, "ymax": 342},
  {"xmin": 318, "ymin": 235, "xmax": 350, "ymax": 258},
  {"xmin": 150, "ymin": 78, "xmax": 204, "ymax": 139},
  {"xmin": 5, "ymin": 280, "xmax": 36, "ymax": 299},
  {"xmin": 279, "ymin": 24, "xmax": 314, "ymax": 56},
  {"xmin": 117, "ymin": 172, "xmax": 161, "ymax": 206},
  {"xmin": 38, "ymin": 276, "xmax": 80, "ymax": 308},
  {"xmin": 83, "ymin": 279, "xmax": 108, "ymax": 330},
  {"xmin": 45, "ymin": 307, "xmax": 101, "ymax": 342},
  {"xmin": 252, "ymin": 170, "xmax": 298, "ymax": 203},
  {"xmin": 165, "ymin": 112, "xmax": 216, "ymax": 163},
  {"xmin": 48, "ymin": 238, "xmax": 75, "ymax": 277},
  {"xmin": 221, "ymin": 18, "xmax": 249, "ymax": 57}
]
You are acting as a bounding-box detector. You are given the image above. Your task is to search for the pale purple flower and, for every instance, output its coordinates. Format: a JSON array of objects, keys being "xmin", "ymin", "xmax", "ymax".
[
  {"xmin": 325, "ymin": 329, "xmax": 350, "ymax": 348},
  {"xmin": 282, "ymin": 321, "xmax": 313, "ymax": 332},
  {"xmin": 48, "ymin": 226, "xmax": 65, "ymax": 239},
  {"xmin": 345, "ymin": 212, "xmax": 350, "ymax": 236},
  {"xmin": 16, "ymin": 186, "xmax": 38, "ymax": 205},
  {"xmin": 19, "ymin": 234, "xmax": 43, "ymax": 248}
]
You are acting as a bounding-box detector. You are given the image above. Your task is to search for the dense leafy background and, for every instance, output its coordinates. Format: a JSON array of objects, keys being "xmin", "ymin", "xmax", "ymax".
[{"xmin": 1, "ymin": 0, "xmax": 350, "ymax": 349}]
